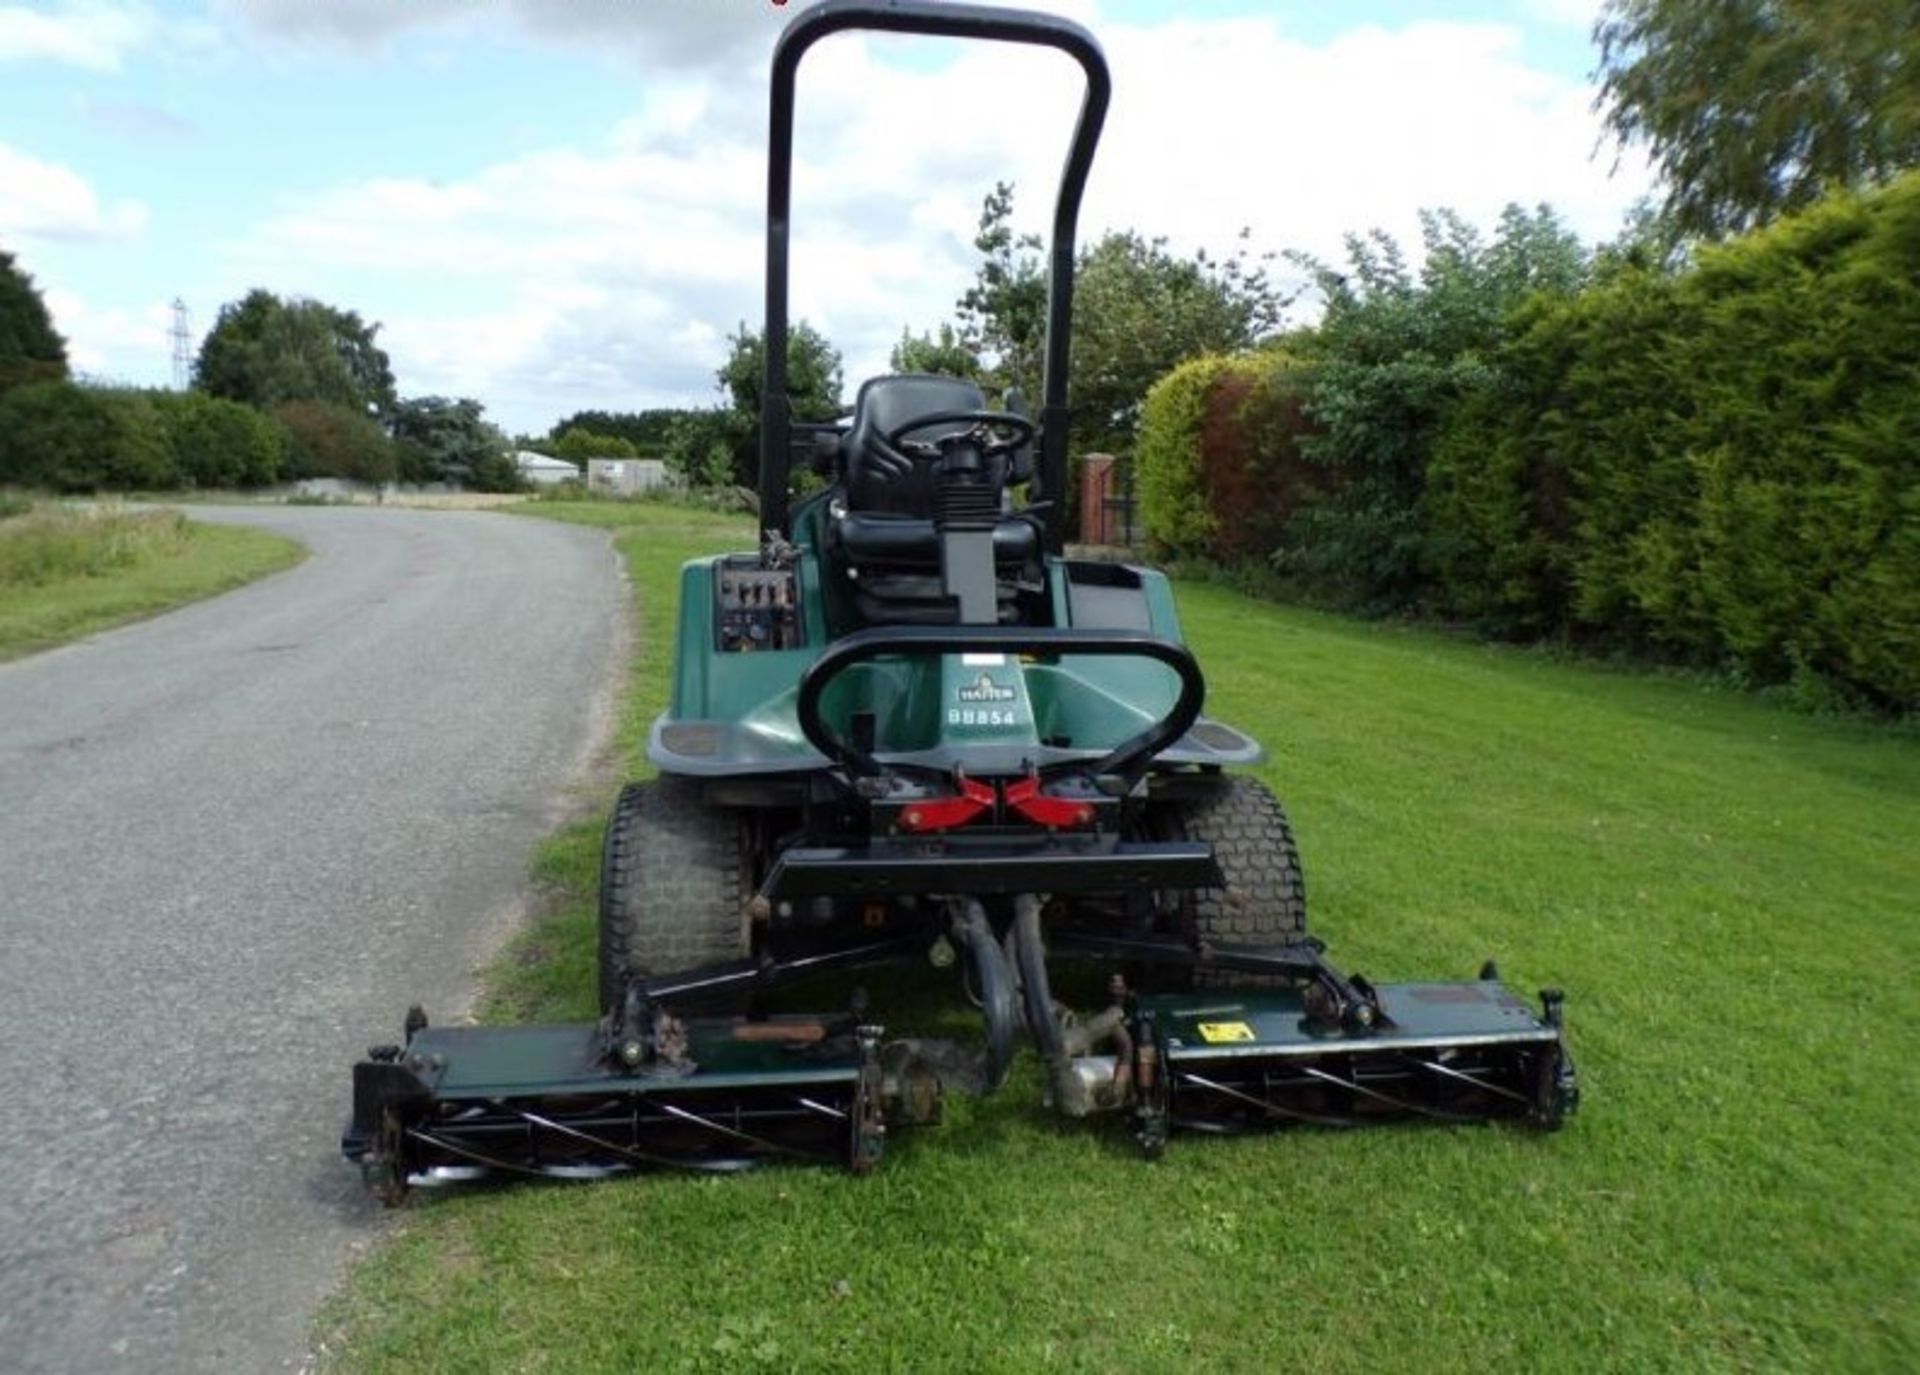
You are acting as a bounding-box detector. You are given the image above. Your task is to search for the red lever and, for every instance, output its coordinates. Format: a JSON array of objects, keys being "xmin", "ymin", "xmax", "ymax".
[
  {"xmin": 1004, "ymin": 777, "xmax": 1094, "ymax": 829},
  {"xmin": 898, "ymin": 777, "xmax": 997, "ymax": 833}
]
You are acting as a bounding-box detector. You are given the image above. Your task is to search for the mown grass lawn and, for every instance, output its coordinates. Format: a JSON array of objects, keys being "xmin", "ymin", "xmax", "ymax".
[
  {"xmin": 0, "ymin": 502, "xmax": 304, "ymax": 660},
  {"xmin": 321, "ymin": 501, "xmax": 1918, "ymax": 1374}
]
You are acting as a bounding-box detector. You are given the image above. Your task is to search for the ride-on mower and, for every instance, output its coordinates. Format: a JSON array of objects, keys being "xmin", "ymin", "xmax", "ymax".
[{"xmin": 345, "ymin": 0, "xmax": 1576, "ymax": 1199}]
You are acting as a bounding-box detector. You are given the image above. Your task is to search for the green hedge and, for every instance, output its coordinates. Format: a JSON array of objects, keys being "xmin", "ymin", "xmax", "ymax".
[
  {"xmin": 1432, "ymin": 173, "xmax": 1920, "ymax": 706},
  {"xmin": 152, "ymin": 391, "xmax": 286, "ymax": 487},
  {"xmin": 1136, "ymin": 355, "xmax": 1226, "ymax": 555},
  {"xmin": 1149, "ymin": 180, "xmax": 1919, "ymax": 708},
  {"xmin": 0, "ymin": 383, "xmax": 176, "ymax": 491},
  {"xmin": 271, "ymin": 399, "xmax": 397, "ymax": 483},
  {"xmin": 1201, "ymin": 351, "xmax": 1317, "ymax": 562},
  {"xmin": 1135, "ymin": 350, "xmax": 1316, "ymax": 563},
  {"xmin": 0, "ymin": 384, "xmax": 293, "ymax": 492},
  {"xmin": 1279, "ymin": 206, "xmax": 1589, "ymax": 609}
]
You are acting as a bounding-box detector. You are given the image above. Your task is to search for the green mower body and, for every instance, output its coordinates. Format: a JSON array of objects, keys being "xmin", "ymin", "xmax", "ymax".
[{"xmin": 652, "ymin": 524, "xmax": 1259, "ymax": 781}]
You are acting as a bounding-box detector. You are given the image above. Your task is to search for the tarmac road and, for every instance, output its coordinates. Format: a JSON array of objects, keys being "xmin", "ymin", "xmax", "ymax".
[{"xmin": 0, "ymin": 506, "xmax": 624, "ymax": 1373}]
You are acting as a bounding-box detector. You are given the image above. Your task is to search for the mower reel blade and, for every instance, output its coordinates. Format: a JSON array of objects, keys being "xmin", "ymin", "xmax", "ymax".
[
  {"xmin": 1141, "ymin": 978, "xmax": 1577, "ymax": 1140},
  {"xmin": 342, "ymin": 1015, "xmax": 917, "ymax": 1200}
]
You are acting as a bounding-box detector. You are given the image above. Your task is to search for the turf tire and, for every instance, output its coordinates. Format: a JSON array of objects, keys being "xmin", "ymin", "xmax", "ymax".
[
  {"xmin": 1167, "ymin": 775, "xmax": 1308, "ymax": 987},
  {"xmin": 597, "ymin": 775, "xmax": 752, "ymax": 1014}
]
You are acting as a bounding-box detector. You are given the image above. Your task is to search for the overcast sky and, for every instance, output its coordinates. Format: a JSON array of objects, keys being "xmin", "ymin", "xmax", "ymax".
[{"xmin": 1, "ymin": 0, "xmax": 1650, "ymax": 436}]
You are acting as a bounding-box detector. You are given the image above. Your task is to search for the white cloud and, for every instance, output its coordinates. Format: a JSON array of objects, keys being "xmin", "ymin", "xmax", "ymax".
[
  {"xmin": 208, "ymin": 0, "xmax": 470, "ymax": 54},
  {"xmin": 222, "ymin": 12, "xmax": 1652, "ymax": 433},
  {"xmin": 214, "ymin": 0, "xmax": 1101, "ymax": 68},
  {"xmin": 0, "ymin": 1, "xmax": 154, "ymax": 69},
  {"xmin": 215, "ymin": 0, "xmax": 771, "ymax": 66},
  {"xmin": 509, "ymin": 0, "xmax": 770, "ymax": 68},
  {"xmin": 40, "ymin": 286, "xmax": 171, "ymax": 377},
  {"xmin": 1091, "ymin": 19, "xmax": 1646, "ymax": 264},
  {"xmin": 0, "ymin": 142, "xmax": 149, "ymax": 242}
]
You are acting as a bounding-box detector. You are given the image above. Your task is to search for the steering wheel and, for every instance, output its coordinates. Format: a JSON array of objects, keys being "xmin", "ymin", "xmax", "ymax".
[{"xmin": 885, "ymin": 409, "xmax": 1036, "ymax": 460}]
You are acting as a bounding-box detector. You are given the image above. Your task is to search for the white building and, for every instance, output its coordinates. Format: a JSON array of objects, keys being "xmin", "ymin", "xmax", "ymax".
[
  {"xmin": 515, "ymin": 452, "xmax": 582, "ymax": 488},
  {"xmin": 587, "ymin": 457, "xmax": 672, "ymax": 496}
]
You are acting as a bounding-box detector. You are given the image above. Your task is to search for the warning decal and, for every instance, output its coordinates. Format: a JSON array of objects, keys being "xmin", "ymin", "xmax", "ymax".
[{"xmin": 1195, "ymin": 1021, "xmax": 1256, "ymax": 1044}]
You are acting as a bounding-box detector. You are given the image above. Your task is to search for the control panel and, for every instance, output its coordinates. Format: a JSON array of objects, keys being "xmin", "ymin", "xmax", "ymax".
[{"xmin": 715, "ymin": 562, "xmax": 804, "ymax": 652}]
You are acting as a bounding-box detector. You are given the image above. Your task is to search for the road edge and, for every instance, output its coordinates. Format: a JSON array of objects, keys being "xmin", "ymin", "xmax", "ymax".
[{"xmin": 300, "ymin": 514, "xmax": 636, "ymax": 1371}]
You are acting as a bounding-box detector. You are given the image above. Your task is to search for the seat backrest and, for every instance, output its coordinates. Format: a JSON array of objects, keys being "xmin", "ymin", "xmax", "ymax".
[{"xmin": 844, "ymin": 373, "xmax": 987, "ymax": 516}]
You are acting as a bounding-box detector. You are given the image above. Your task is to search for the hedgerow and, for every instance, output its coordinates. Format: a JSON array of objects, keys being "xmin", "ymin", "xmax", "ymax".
[
  {"xmin": 1136, "ymin": 355, "xmax": 1226, "ymax": 555},
  {"xmin": 1136, "ymin": 349, "xmax": 1318, "ymax": 564},
  {"xmin": 151, "ymin": 390, "xmax": 286, "ymax": 487},
  {"xmin": 0, "ymin": 383, "xmax": 177, "ymax": 492},
  {"xmin": 1154, "ymin": 177, "xmax": 1920, "ymax": 709},
  {"xmin": 1281, "ymin": 206, "xmax": 1587, "ymax": 610},
  {"xmin": 1434, "ymin": 174, "xmax": 1920, "ymax": 705}
]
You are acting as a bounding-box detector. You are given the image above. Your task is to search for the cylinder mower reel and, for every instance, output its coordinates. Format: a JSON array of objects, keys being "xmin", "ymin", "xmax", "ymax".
[
  {"xmin": 345, "ymin": 903, "xmax": 1574, "ymax": 1194},
  {"xmin": 342, "ymin": 0, "xmax": 1578, "ymax": 1199}
]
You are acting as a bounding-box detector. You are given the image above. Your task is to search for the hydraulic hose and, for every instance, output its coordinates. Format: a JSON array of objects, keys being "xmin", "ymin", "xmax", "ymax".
[
  {"xmin": 1013, "ymin": 895, "xmax": 1137, "ymax": 1118},
  {"xmin": 1012, "ymin": 894, "xmax": 1064, "ymax": 1061},
  {"xmin": 953, "ymin": 900, "xmax": 1017, "ymax": 1093}
]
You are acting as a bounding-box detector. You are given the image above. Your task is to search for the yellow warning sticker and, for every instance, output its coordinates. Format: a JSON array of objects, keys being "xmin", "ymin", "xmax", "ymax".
[{"xmin": 1196, "ymin": 1021, "xmax": 1256, "ymax": 1044}]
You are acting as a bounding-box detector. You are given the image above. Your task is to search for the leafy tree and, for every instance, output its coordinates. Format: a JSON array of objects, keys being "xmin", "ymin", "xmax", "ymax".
[
  {"xmin": 954, "ymin": 184, "xmax": 1284, "ymax": 454},
  {"xmin": 717, "ymin": 319, "xmax": 843, "ymax": 488},
  {"xmin": 1595, "ymin": 0, "xmax": 1920, "ymax": 237},
  {"xmin": 890, "ymin": 323, "xmax": 981, "ymax": 381},
  {"xmin": 1283, "ymin": 205, "xmax": 1588, "ymax": 609},
  {"xmin": 552, "ymin": 426, "xmax": 638, "ymax": 463},
  {"xmin": 0, "ymin": 383, "xmax": 176, "ymax": 491},
  {"xmin": 662, "ymin": 408, "xmax": 746, "ymax": 489},
  {"xmin": 1590, "ymin": 195, "xmax": 1692, "ymax": 278},
  {"xmin": 720, "ymin": 319, "xmax": 843, "ymax": 423},
  {"xmin": 1070, "ymin": 228, "xmax": 1283, "ymax": 455},
  {"xmin": 0, "ymin": 251, "xmax": 67, "ymax": 396},
  {"xmin": 196, "ymin": 289, "xmax": 397, "ymax": 417},
  {"xmin": 272, "ymin": 400, "xmax": 398, "ymax": 484},
  {"xmin": 956, "ymin": 181, "xmax": 1048, "ymax": 400},
  {"xmin": 391, "ymin": 395, "xmax": 518, "ymax": 489},
  {"xmin": 548, "ymin": 409, "xmax": 688, "ymax": 454}
]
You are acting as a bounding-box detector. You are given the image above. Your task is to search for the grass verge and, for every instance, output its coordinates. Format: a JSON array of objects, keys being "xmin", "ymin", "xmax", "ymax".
[
  {"xmin": 472, "ymin": 500, "xmax": 754, "ymax": 1025},
  {"xmin": 321, "ymin": 501, "xmax": 1919, "ymax": 1373},
  {"xmin": 0, "ymin": 502, "xmax": 304, "ymax": 661}
]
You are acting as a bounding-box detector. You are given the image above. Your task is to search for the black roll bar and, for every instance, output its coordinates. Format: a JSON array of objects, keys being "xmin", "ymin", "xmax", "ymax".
[
  {"xmin": 761, "ymin": 0, "xmax": 1111, "ymax": 548},
  {"xmin": 794, "ymin": 624, "xmax": 1205, "ymax": 784}
]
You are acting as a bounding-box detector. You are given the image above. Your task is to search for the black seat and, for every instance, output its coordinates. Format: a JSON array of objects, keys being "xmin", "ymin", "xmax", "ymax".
[
  {"xmin": 831, "ymin": 374, "xmax": 1041, "ymax": 624},
  {"xmin": 844, "ymin": 374, "xmax": 989, "ymax": 517}
]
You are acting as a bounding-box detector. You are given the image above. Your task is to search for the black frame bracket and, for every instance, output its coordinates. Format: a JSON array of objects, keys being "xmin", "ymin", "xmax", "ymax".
[{"xmin": 760, "ymin": 0, "xmax": 1111, "ymax": 546}]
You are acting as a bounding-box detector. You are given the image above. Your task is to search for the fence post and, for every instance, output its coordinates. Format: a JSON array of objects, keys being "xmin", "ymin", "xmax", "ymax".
[{"xmin": 1078, "ymin": 453, "xmax": 1115, "ymax": 545}]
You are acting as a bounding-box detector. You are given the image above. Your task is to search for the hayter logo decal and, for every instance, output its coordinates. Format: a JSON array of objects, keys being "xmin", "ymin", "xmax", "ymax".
[
  {"xmin": 950, "ymin": 673, "xmax": 1021, "ymax": 727},
  {"xmin": 956, "ymin": 673, "xmax": 1017, "ymax": 705}
]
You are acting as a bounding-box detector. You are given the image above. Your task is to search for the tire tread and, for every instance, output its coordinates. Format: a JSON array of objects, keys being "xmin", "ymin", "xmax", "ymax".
[
  {"xmin": 1175, "ymin": 776, "xmax": 1308, "ymax": 987},
  {"xmin": 597, "ymin": 776, "xmax": 750, "ymax": 1013}
]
